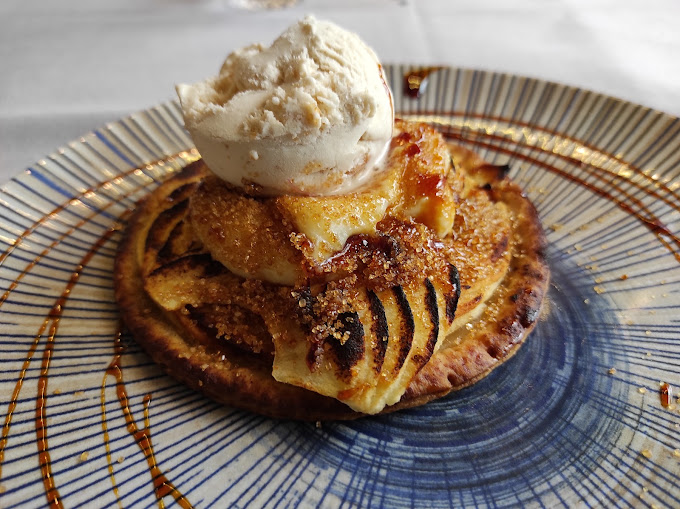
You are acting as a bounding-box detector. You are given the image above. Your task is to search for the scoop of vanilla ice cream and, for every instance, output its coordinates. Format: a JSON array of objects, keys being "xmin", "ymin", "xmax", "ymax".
[{"xmin": 176, "ymin": 15, "xmax": 393, "ymax": 195}]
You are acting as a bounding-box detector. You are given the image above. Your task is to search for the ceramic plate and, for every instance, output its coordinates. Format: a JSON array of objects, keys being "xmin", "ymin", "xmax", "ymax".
[{"xmin": 1, "ymin": 65, "xmax": 679, "ymax": 508}]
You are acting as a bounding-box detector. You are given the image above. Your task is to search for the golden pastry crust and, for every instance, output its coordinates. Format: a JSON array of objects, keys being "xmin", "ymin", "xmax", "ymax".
[{"xmin": 114, "ymin": 121, "xmax": 549, "ymax": 420}]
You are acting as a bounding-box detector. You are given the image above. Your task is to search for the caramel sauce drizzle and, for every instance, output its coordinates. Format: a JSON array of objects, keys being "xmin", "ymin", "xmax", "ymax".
[
  {"xmin": 445, "ymin": 128, "xmax": 680, "ymax": 263},
  {"xmin": 100, "ymin": 328, "xmax": 125, "ymax": 509},
  {"xmin": 103, "ymin": 331, "xmax": 193, "ymax": 509},
  {"xmin": 0, "ymin": 150, "xmax": 197, "ymax": 271},
  {"xmin": 0, "ymin": 318, "xmax": 48, "ymax": 484},
  {"xmin": 0, "ymin": 152, "xmax": 197, "ymax": 312},
  {"xmin": 0, "ymin": 214, "xmax": 192, "ymax": 506},
  {"xmin": 0, "ymin": 151, "xmax": 197, "ymax": 504},
  {"xmin": 1, "ymin": 249, "xmax": 106, "ymax": 506},
  {"xmin": 413, "ymin": 108, "xmax": 680, "ymax": 213},
  {"xmin": 34, "ymin": 225, "xmax": 118, "ymax": 508}
]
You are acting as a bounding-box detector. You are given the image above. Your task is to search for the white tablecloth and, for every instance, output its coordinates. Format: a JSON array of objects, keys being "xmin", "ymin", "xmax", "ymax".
[{"xmin": 1, "ymin": 0, "xmax": 679, "ymax": 184}]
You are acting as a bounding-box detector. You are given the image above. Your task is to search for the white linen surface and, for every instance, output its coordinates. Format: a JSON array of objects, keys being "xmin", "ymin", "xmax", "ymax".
[{"xmin": 1, "ymin": 0, "xmax": 678, "ymax": 182}]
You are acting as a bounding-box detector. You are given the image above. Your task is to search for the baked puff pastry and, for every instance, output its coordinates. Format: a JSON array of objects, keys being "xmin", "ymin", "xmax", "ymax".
[{"xmin": 114, "ymin": 119, "xmax": 549, "ymax": 420}]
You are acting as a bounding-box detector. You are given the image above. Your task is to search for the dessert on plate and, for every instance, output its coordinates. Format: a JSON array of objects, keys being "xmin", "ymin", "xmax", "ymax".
[{"xmin": 114, "ymin": 16, "xmax": 550, "ymax": 420}]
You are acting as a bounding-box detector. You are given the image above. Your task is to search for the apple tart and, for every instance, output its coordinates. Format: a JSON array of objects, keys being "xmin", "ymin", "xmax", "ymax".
[{"xmin": 114, "ymin": 119, "xmax": 549, "ymax": 420}]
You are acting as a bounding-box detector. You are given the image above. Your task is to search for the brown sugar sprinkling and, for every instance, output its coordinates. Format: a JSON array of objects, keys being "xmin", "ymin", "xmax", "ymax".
[
  {"xmin": 593, "ymin": 286, "xmax": 605, "ymax": 294},
  {"xmin": 80, "ymin": 451, "xmax": 89, "ymax": 462},
  {"xmin": 607, "ymin": 368, "xmax": 616, "ymax": 375},
  {"xmin": 641, "ymin": 449, "xmax": 652, "ymax": 459},
  {"xmin": 638, "ymin": 387, "xmax": 647, "ymax": 394},
  {"xmin": 117, "ymin": 456, "xmax": 125, "ymax": 464}
]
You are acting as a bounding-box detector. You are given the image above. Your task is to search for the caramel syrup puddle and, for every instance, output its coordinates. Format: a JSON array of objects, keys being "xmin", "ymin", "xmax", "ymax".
[{"xmin": 102, "ymin": 330, "xmax": 193, "ymax": 509}]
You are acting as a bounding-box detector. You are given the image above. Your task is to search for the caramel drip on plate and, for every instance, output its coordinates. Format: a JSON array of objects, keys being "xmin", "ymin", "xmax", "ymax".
[
  {"xmin": 0, "ymin": 151, "xmax": 196, "ymax": 504},
  {"xmin": 0, "ymin": 321, "xmax": 47, "ymax": 484},
  {"xmin": 103, "ymin": 332, "xmax": 193, "ymax": 509},
  {"xmin": 0, "ymin": 189, "xmax": 139, "ymax": 493},
  {"xmin": 404, "ymin": 67, "xmax": 444, "ymax": 99},
  {"xmin": 1, "ymin": 222, "xmax": 130, "ymax": 507},
  {"xmin": 36, "ymin": 321, "xmax": 64, "ymax": 509},
  {"xmin": 0, "ymin": 152, "xmax": 195, "ymax": 487},
  {"xmin": 660, "ymin": 383, "xmax": 673, "ymax": 408},
  {"xmin": 34, "ymin": 225, "xmax": 118, "ymax": 508},
  {"xmin": 100, "ymin": 327, "xmax": 125, "ymax": 509}
]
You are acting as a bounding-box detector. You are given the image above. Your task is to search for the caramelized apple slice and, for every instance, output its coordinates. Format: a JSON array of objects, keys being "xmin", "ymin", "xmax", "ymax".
[
  {"xmin": 189, "ymin": 176, "xmax": 305, "ymax": 285},
  {"xmin": 276, "ymin": 120, "xmax": 458, "ymax": 265},
  {"xmin": 270, "ymin": 272, "xmax": 460, "ymax": 414}
]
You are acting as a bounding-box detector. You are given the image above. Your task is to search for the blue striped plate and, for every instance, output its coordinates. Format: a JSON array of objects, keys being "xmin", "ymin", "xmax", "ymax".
[{"xmin": 1, "ymin": 65, "xmax": 679, "ymax": 508}]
